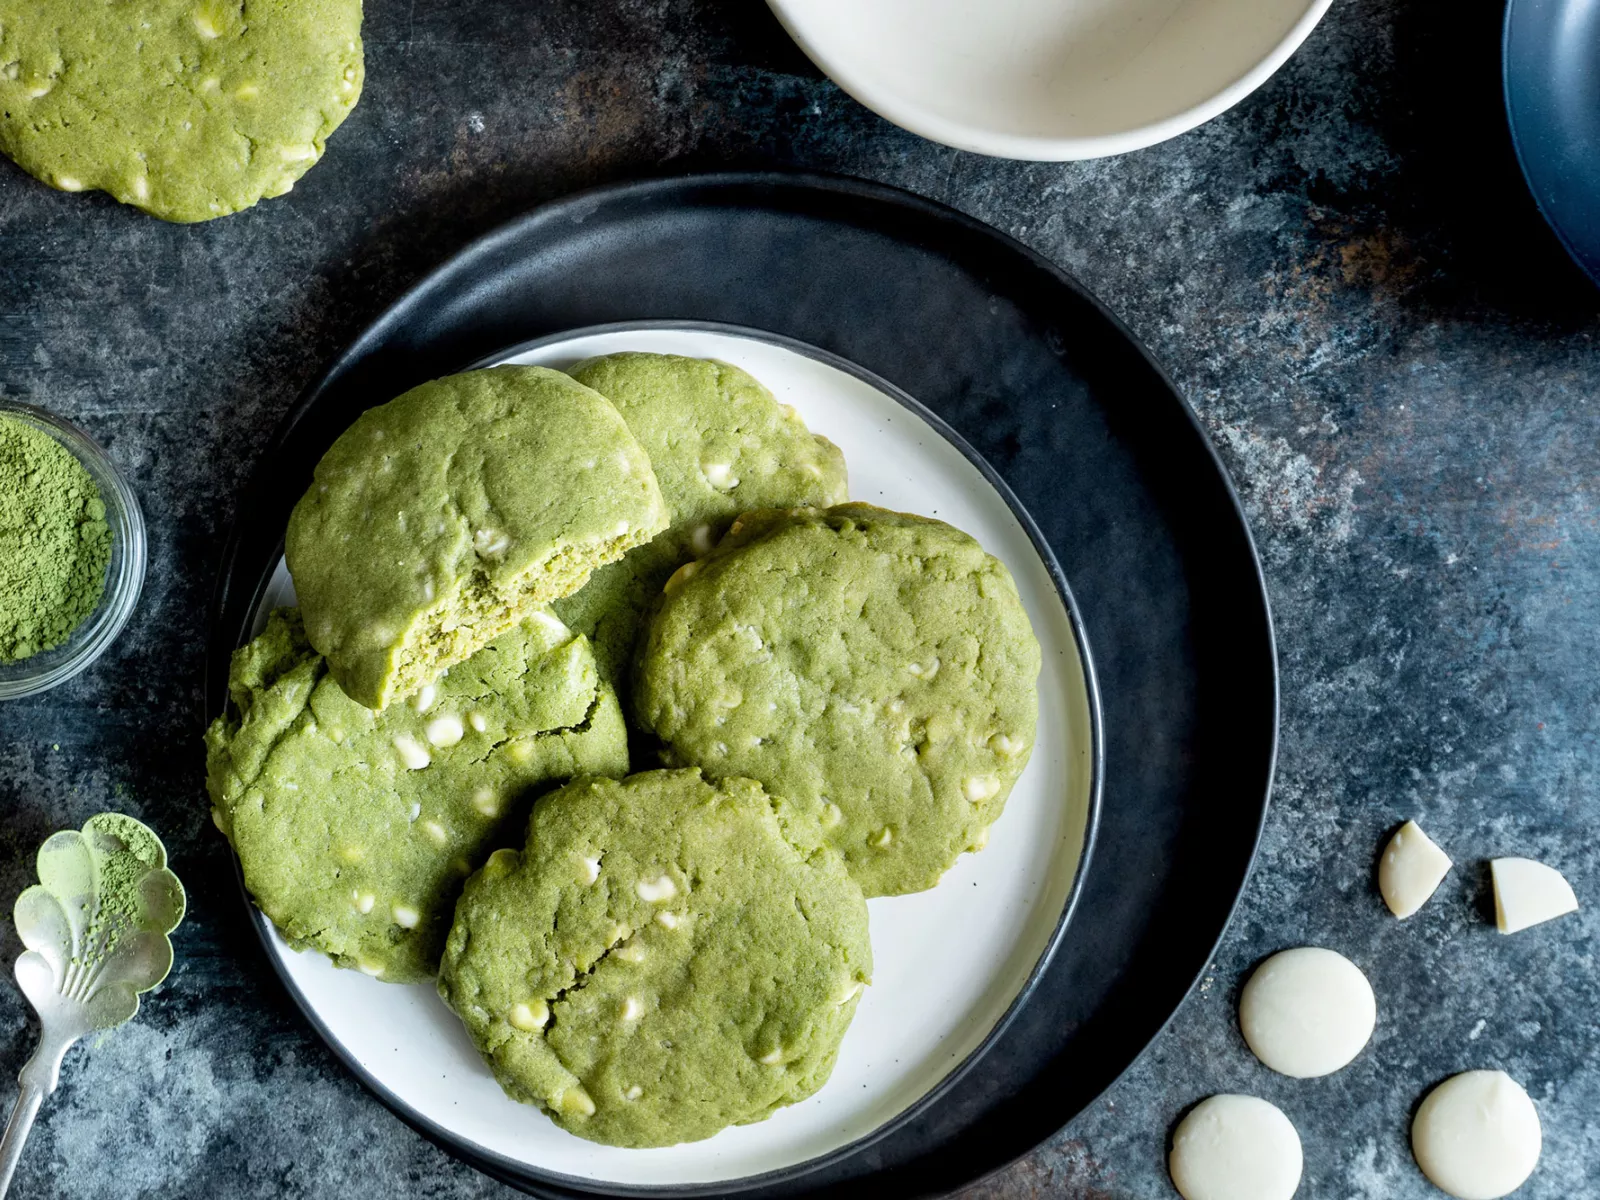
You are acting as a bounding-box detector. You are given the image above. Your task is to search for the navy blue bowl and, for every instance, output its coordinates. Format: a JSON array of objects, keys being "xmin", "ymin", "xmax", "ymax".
[{"xmin": 1504, "ymin": 0, "xmax": 1600, "ymax": 285}]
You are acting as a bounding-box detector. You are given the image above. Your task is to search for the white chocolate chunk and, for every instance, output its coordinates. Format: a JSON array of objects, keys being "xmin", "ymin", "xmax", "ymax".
[
  {"xmin": 836, "ymin": 980, "xmax": 863, "ymax": 1005},
  {"xmin": 409, "ymin": 683, "xmax": 436, "ymax": 712},
  {"xmin": 473, "ymin": 527, "xmax": 510, "ymax": 557},
  {"xmin": 621, "ymin": 997, "xmax": 644, "ymax": 1022},
  {"xmin": 235, "ymin": 82, "xmax": 259, "ymax": 99},
  {"xmin": 392, "ymin": 735, "xmax": 430, "ymax": 770},
  {"xmin": 1491, "ymin": 857, "xmax": 1578, "ymax": 933},
  {"xmin": 989, "ymin": 733, "xmax": 1025, "ymax": 757},
  {"xmin": 56, "ymin": 176, "xmax": 83, "ymax": 192},
  {"xmin": 193, "ymin": 12, "xmax": 220, "ymax": 37},
  {"xmin": 906, "ymin": 658, "xmax": 940, "ymax": 679},
  {"xmin": 352, "ymin": 891, "xmax": 375, "ymax": 914},
  {"xmin": 664, "ymin": 561, "xmax": 699, "ymax": 593},
  {"xmin": 425, "ymin": 714, "xmax": 464, "ymax": 747},
  {"xmin": 615, "ymin": 942, "xmax": 647, "ymax": 963},
  {"xmin": 509, "ymin": 1000, "xmax": 548, "ymax": 1031},
  {"xmin": 1239, "ymin": 947, "xmax": 1376, "ymax": 1078},
  {"xmin": 1412, "ymin": 1070, "xmax": 1541, "ymax": 1199},
  {"xmin": 690, "ymin": 523, "xmax": 715, "ymax": 555},
  {"xmin": 278, "ymin": 143, "xmax": 317, "ymax": 163},
  {"xmin": 636, "ymin": 875, "xmax": 676, "ymax": 902},
  {"xmin": 472, "ymin": 788, "xmax": 499, "ymax": 817},
  {"xmin": 356, "ymin": 960, "xmax": 385, "ymax": 977},
  {"xmin": 422, "ymin": 820, "xmax": 448, "ymax": 846},
  {"xmin": 623, "ymin": 1085, "xmax": 643, "ymax": 1101},
  {"xmin": 1169, "ymin": 1094, "xmax": 1303, "ymax": 1200},
  {"xmin": 558, "ymin": 1087, "xmax": 595, "ymax": 1116},
  {"xmin": 391, "ymin": 905, "xmax": 419, "ymax": 929},
  {"xmin": 701, "ymin": 461, "xmax": 738, "ymax": 490},
  {"xmin": 820, "ymin": 802, "xmax": 843, "ymax": 828},
  {"xmin": 963, "ymin": 776, "xmax": 1001, "ymax": 803},
  {"xmin": 655, "ymin": 911, "xmax": 680, "ymax": 930},
  {"xmin": 580, "ymin": 856, "xmax": 601, "ymax": 885},
  {"xmin": 758, "ymin": 1047, "xmax": 784, "ymax": 1065},
  {"xmin": 1380, "ymin": 819, "xmax": 1453, "ymax": 918},
  {"xmin": 407, "ymin": 801, "xmax": 421, "ymax": 822},
  {"xmin": 468, "ymin": 711, "xmax": 488, "ymax": 732},
  {"xmin": 530, "ymin": 610, "xmax": 569, "ymax": 639},
  {"xmin": 870, "ymin": 827, "xmax": 894, "ymax": 848}
]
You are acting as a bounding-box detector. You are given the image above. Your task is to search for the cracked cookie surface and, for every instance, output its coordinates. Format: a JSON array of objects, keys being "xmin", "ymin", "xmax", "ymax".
[
  {"xmin": 636, "ymin": 503, "xmax": 1042, "ymax": 898},
  {"xmin": 204, "ymin": 607, "xmax": 628, "ymax": 983},
  {"xmin": 437, "ymin": 768, "xmax": 871, "ymax": 1148},
  {"xmin": 552, "ymin": 353, "xmax": 847, "ymax": 685},
  {"xmin": 0, "ymin": 0, "xmax": 364, "ymax": 221},
  {"xmin": 286, "ymin": 365, "xmax": 669, "ymax": 710}
]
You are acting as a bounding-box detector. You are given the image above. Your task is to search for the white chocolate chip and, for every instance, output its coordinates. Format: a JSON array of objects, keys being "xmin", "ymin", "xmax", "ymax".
[
  {"xmin": 356, "ymin": 960, "xmax": 385, "ymax": 977},
  {"xmin": 906, "ymin": 658, "xmax": 940, "ymax": 679},
  {"xmin": 558, "ymin": 1087, "xmax": 595, "ymax": 1117},
  {"xmin": 970, "ymin": 826, "xmax": 991, "ymax": 852},
  {"xmin": 423, "ymin": 820, "xmax": 449, "ymax": 846},
  {"xmin": 1379, "ymin": 820, "xmax": 1453, "ymax": 919},
  {"xmin": 690, "ymin": 523, "xmax": 715, "ymax": 555},
  {"xmin": 407, "ymin": 801, "xmax": 421, "ymax": 822},
  {"xmin": 614, "ymin": 519, "xmax": 631, "ymax": 536},
  {"xmin": 278, "ymin": 143, "xmax": 318, "ymax": 163},
  {"xmin": 871, "ymin": 827, "xmax": 894, "ymax": 848},
  {"xmin": 636, "ymin": 875, "xmax": 677, "ymax": 902},
  {"xmin": 1412, "ymin": 1070, "xmax": 1542, "ymax": 1200},
  {"xmin": 623, "ymin": 1085, "xmax": 643, "ymax": 1101},
  {"xmin": 758, "ymin": 1047, "xmax": 784, "ymax": 1065},
  {"xmin": 25, "ymin": 82, "xmax": 52, "ymax": 98},
  {"xmin": 425, "ymin": 714, "xmax": 464, "ymax": 747},
  {"xmin": 509, "ymin": 1000, "xmax": 549, "ymax": 1031},
  {"xmin": 655, "ymin": 911, "xmax": 680, "ymax": 930},
  {"xmin": 988, "ymin": 733, "xmax": 1025, "ymax": 757},
  {"xmin": 1491, "ymin": 857, "xmax": 1579, "ymax": 933},
  {"xmin": 615, "ymin": 942, "xmax": 647, "ymax": 962},
  {"xmin": 530, "ymin": 610, "xmax": 569, "ymax": 638},
  {"xmin": 820, "ymin": 801, "xmax": 842, "ymax": 828},
  {"xmin": 392, "ymin": 905, "xmax": 420, "ymax": 929},
  {"xmin": 56, "ymin": 176, "xmax": 83, "ymax": 192},
  {"xmin": 235, "ymin": 82, "xmax": 259, "ymax": 99},
  {"xmin": 392, "ymin": 735, "xmax": 430, "ymax": 770},
  {"xmin": 964, "ymin": 776, "xmax": 1001, "ymax": 803},
  {"xmin": 621, "ymin": 997, "xmax": 644, "ymax": 1021},
  {"xmin": 410, "ymin": 683, "xmax": 436, "ymax": 712},
  {"xmin": 468, "ymin": 712, "xmax": 488, "ymax": 732},
  {"xmin": 664, "ymin": 561, "xmax": 699, "ymax": 594},
  {"xmin": 193, "ymin": 12, "xmax": 220, "ymax": 37},
  {"xmin": 473, "ymin": 527, "xmax": 510, "ymax": 557},
  {"xmin": 836, "ymin": 981, "xmax": 864, "ymax": 1005},
  {"xmin": 580, "ymin": 856, "xmax": 601, "ymax": 885},
  {"xmin": 701, "ymin": 461, "xmax": 738, "ymax": 490},
  {"xmin": 352, "ymin": 891, "xmax": 375, "ymax": 914},
  {"xmin": 199, "ymin": 76, "xmax": 220, "ymax": 93},
  {"xmin": 472, "ymin": 788, "xmax": 499, "ymax": 817}
]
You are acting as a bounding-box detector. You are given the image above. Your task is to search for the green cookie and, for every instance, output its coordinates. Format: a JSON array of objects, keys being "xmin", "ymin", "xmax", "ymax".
[
  {"xmin": 205, "ymin": 607, "xmax": 628, "ymax": 984},
  {"xmin": 0, "ymin": 0, "xmax": 363, "ymax": 222},
  {"xmin": 437, "ymin": 769, "xmax": 871, "ymax": 1148},
  {"xmin": 286, "ymin": 366, "xmax": 669, "ymax": 711},
  {"xmin": 635, "ymin": 504, "xmax": 1041, "ymax": 898},
  {"xmin": 553, "ymin": 353, "xmax": 847, "ymax": 683}
]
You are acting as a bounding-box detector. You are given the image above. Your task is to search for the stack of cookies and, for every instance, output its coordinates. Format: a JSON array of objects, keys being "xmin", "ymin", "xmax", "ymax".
[{"xmin": 205, "ymin": 353, "xmax": 1042, "ymax": 1148}]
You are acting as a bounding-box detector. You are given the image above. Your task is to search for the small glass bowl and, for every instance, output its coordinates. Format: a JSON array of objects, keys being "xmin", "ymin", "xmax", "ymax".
[{"xmin": 0, "ymin": 401, "xmax": 147, "ymax": 700}]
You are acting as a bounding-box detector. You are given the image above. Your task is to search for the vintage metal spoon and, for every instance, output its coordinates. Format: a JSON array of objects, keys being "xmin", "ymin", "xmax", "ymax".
[{"xmin": 0, "ymin": 814, "xmax": 184, "ymax": 1197}]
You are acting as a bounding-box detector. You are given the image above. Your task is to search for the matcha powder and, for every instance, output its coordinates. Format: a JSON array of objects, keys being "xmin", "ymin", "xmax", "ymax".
[{"xmin": 0, "ymin": 414, "xmax": 112, "ymax": 662}]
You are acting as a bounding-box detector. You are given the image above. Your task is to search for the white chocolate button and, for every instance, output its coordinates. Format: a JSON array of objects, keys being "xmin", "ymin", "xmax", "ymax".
[
  {"xmin": 1169, "ymin": 1094, "xmax": 1302, "ymax": 1200},
  {"xmin": 1380, "ymin": 819, "xmax": 1453, "ymax": 918},
  {"xmin": 1412, "ymin": 1071, "xmax": 1541, "ymax": 1199},
  {"xmin": 425, "ymin": 714, "xmax": 464, "ymax": 747},
  {"xmin": 636, "ymin": 875, "xmax": 676, "ymax": 902},
  {"xmin": 1491, "ymin": 857, "xmax": 1578, "ymax": 934},
  {"xmin": 391, "ymin": 735, "xmax": 430, "ymax": 770},
  {"xmin": 1239, "ymin": 947, "xmax": 1375, "ymax": 1078}
]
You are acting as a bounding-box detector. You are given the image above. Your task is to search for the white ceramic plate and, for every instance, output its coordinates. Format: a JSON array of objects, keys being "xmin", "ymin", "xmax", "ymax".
[
  {"xmin": 247, "ymin": 326, "xmax": 1096, "ymax": 1189},
  {"xmin": 767, "ymin": 0, "xmax": 1333, "ymax": 160}
]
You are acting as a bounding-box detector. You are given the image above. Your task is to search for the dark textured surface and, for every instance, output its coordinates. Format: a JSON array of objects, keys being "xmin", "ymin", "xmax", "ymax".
[{"xmin": 0, "ymin": 0, "xmax": 1595, "ymax": 1197}]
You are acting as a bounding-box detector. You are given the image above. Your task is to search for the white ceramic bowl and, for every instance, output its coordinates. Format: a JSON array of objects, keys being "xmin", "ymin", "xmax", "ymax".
[{"xmin": 766, "ymin": 0, "xmax": 1332, "ymax": 160}]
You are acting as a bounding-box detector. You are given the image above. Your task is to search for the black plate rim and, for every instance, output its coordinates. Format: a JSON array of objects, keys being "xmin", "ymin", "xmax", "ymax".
[
  {"xmin": 1502, "ymin": 0, "xmax": 1600, "ymax": 287},
  {"xmin": 205, "ymin": 168, "xmax": 1278, "ymax": 1200},
  {"xmin": 230, "ymin": 315, "xmax": 1105, "ymax": 1197}
]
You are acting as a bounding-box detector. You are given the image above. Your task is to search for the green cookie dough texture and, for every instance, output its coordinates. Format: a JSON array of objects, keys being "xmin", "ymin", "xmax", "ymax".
[
  {"xmin": 438, "ymin": 768, "xmax": 871, "ymax": 1148},
  {"xmin": 285, "ymin": 366, "xmax": 668, "ymax": 711},
  {"xmin": 0, "ymin": 0, "xmax": 364, "ymax": 222},
  {"xmin": 205, "ymin": 607, "xmax": 628, "ymax": 983},
  {"xmin": 636, "ymin": 504, "xmax": 1042, "ymax": 898},
  {"xmin": 553, "ymin": 353, "xmax": 847, "ymax": 682}
]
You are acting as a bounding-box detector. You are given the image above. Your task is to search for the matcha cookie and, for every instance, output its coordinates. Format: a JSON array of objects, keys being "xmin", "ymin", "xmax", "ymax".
[
  {"xmin": 286, "ymin": 366, "xmax": 669, "ymax": 710},
  {"xmin": 635, "ymin": 504, "xmax": 1041, "ymax": 898},
  {"xmin": 438, "ymin": 769, "xmax": 871, "ymax": 1148},
  {"xmin": 0, "ymin": 0, "xmax": 363, "ymax": 222},
  {"xmin": 553, "ymin": 353, "xmax": 847, "ymax": 682},
  {"xmin": 205, "ymin": 607, "xmax": 628, "ymax": 983}
]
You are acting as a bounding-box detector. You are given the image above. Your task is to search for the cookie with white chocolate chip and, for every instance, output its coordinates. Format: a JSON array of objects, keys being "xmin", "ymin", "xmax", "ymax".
[
  {"xmin": 552, "ymin": 353, "xmax": 847, "ymax": 684},
  {"xmin": 437, "ymin": 768, "xmax": 871, "ymax": 1148},
  {"xmin": 204, "ymin": 607, "xmax": 628, "ymax": 984},
  {"xmin": 635, "ymin": 503, "xmax": 1041, "ymax": 898},
  {"xmin": 286, "ymin": 365, "xmax": 669, "ymax": 710},
  {"xmin": 0, "ymin": 0, "xmax": 364, "ymax": 221}
]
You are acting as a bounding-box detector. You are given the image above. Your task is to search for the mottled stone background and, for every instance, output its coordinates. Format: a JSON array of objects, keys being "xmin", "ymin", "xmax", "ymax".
[{"xmin": 1, "ymin": 0, "xmax": 1596, "ymax": 1196}]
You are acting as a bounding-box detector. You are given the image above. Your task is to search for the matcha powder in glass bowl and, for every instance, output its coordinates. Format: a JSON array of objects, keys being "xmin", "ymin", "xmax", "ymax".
[
  {"xmin": 0, "ymin": 413, "xmax": 114, "ymax": 662},
  {"xmin": 0, "ymin": 401, "xmax": 144, "ymax": 699}
]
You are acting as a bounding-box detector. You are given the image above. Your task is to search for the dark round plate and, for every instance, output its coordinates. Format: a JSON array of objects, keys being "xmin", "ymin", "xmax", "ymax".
[
  {"xmin": 206, "ymin": 171, "xmax": 1278, "ymax": 1198},
  {"xmin": 1504, "ymin": 0, "xmax": 1600, "ymax": 285}
]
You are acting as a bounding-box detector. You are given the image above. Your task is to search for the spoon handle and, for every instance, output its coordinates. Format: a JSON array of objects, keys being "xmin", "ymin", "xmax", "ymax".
[{"xmin": 0, "ymin": 1080, "xmax": 43, "ymax": 1199}]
